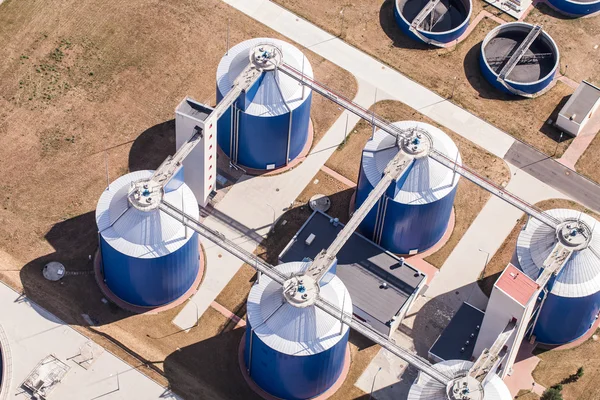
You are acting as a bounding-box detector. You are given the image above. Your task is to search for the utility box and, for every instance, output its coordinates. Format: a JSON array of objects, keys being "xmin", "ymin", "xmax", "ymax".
[
  {"xmin": 556, "ymin": 81, "xmax": 600, "ymax": 137},
  {"xmin": 175, "ymin": 97, "xmax": 217, "ymax": 206}
]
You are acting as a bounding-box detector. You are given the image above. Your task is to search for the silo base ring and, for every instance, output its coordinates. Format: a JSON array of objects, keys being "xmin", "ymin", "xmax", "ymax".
[
  {"xmin": 92, "ymin": 238, "xmax": 206, "ymax": 314},
  {"xmin": 237, "ymin": 332, "xmax": 351, "ymax": 400}
]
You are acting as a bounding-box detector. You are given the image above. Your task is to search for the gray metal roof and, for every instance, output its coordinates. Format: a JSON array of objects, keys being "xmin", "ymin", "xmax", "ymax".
[
  {"xmin": 429, "ymin": 302, "xmax": 485, "ymax": 362},
  {"xmin": 559, "ymin": 81, "xmax": 600, "ymax": 125},
  {"xmin": 279, "ymin": 210, "xmax": 426, "ymax": 336}
]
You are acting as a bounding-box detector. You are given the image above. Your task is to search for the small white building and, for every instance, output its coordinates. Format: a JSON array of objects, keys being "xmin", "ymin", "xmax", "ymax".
[{"xmin": 556, "ymin": 81, "xmax": 600, "ymax": 137}]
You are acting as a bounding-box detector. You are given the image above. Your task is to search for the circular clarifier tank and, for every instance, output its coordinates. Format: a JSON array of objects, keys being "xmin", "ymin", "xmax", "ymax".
[
  {"xmin": 480, "ymin": 22, "xmax": 560, "ymax": 97},
  {"xmin": 517, "ymin": 209, "xmax": 600, "ymax": 345},
  {"xmin": 356, "ymin": 121, "xmax": 460, "ymax": 255},
  {"xmin": 95, "ymin": 170, "xmax": 201, "ymax": 308},
  {"xmin": 244, "ymin": 261, "xmax": 352, "ymax": 400},
  {"xmin": 216, "ymin": 38, "xmax": 313, "ymax": 171},
  {"xmin": 395, "ymin": 0, "xmax": 472, "ymax": 46},
  {"xmin": 547, "ymin": 0, "xmax": 600, "ymax": 16}
]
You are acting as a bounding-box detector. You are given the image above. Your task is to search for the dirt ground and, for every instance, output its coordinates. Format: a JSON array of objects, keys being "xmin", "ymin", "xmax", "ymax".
[
  {"xmin": 325, "ymin": 100, "xmax": 510, "ymax": 268},
  {"xmin": 272, "ymin": 0, "xmax": 578, "ymax": 157},
  {"xmin": 477, "ymin": 198, "xmax": 600, "ymax": 296},
  {"xmin": 516, "ymin": 390, "xmax": 540, "ymax": 400},
  {"xmin": 575, "ymin": 133, "xmax": 600, "ymax": 184},
  {"xmin": 0, "ymin": 0, "xmax": 357, "ymax": 399}
]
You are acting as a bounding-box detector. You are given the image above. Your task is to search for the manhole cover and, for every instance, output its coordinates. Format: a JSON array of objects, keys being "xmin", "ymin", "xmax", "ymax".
[
  {"xmin": 309, "ymin": 194, "xmax": 331, "ymax": 212},
  {"xmin": 43, "ymin": 262, "xmax": 65, "ymax": 281}
]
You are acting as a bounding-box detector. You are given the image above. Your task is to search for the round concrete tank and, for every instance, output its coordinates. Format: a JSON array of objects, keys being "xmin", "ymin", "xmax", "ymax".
[
  {"xmin": 356, "ymin": 121, "xmax": 460, "ymax": 255},
  {"xmin": 480, "ymin": 22, "xmax": 560, "ymax": 97},
  {"xmin": 395, "ymin": 0, "xmax": 472, "ymax": 46},
  {"xmin": 517, "ymin": 208, "xmax": 600, "ymax": 346},
  {"xmin": 95, "ymin": 170, "xmax": 201, "ymax": 308},
  {"xmin": 408, "ymin": 360, "xmax": 512, "ymax": 400},
  {"xmin": 244, "ymin": 261, "xmax": 351, "ymax": 400},
  {"xmin": 216, "ymin": 38, "xmax": 313, "ymax": 170},
  {"xmin": 547, "ymin": 0, "xmax": 600, "ymax": 16}
]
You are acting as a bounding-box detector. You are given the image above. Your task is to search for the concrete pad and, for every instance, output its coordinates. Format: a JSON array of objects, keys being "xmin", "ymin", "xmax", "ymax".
[{"xmin": 0, "ymin": 281, "xmax": 177, "ymax": 400}]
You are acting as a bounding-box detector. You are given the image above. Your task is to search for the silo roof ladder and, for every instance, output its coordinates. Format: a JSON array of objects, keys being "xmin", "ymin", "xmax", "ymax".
[{"xmin": 497, "ymin": 25, "xmax": 543, "ymax": 81}]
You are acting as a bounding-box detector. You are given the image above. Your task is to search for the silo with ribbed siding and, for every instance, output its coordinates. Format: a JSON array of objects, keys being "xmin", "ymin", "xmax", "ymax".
[
  {"xmin": 244, "ymin": 261, "xmax": 351, "ymax": 400},
  {"xmin": 356, "ymin": 121, "xmax": 460, "ymax": 255},
  {"xmin": 517, "ymin": 208, "xmax": 600, "ymax": 345},
  {"xmin": 216, "ymin": 38, "xmax": 313, "ymax": 170},
  {"xmin": 95, "ymin": 170, "xmax": 201, "ymax": 308}
]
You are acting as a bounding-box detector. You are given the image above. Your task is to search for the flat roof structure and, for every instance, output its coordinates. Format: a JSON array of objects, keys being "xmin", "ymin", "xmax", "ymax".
[
  {"xmin": 279, "ymin": 210, "xmax": 426, "ymax": 336},
  {"xmin": 429, "ymin": 302, "xmax": 485, "ymax": 362},
  {"xmin": 495, "ymin": 263, "xmax": 539, "ymax": 307},
  {"xmin": 557, "ymin": 81, "xmax": 600, "ymax": 136}
]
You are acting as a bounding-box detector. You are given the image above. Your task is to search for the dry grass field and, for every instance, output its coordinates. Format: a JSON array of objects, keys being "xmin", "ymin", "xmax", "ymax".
[
  {"xmin": 325, "ymin": 100, "xmax": 510, "ymax": 268},
  {"xmin": 0, "ymin": 0, "xmax": 358, "ymax": 399},
  {"xmin": 272, "ymin": 0, "xmax": 580, "ymax": 157}
]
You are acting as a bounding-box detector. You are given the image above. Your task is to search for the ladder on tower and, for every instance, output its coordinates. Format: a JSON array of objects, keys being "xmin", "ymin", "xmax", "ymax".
[{"xmin": 497, "ymin": 25, "xmax": 542, "ymax": 81}]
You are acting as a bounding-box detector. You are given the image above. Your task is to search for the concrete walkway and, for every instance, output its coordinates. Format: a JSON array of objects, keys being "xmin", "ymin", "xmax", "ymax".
[
  {"xmin": 0, "ymin": 280, "xmax": 178, "ymax": 400},
  {"xmin": 558, "ymin": 115, "xmax": 600, "ymax": 170},
  {"xmin": 173, "ymin": 81, "xmax": 390, "ymax": 329}
]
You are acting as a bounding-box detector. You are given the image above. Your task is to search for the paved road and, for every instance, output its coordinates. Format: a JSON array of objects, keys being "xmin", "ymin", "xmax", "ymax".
[{"xmin": 505, "ymin": 141, "xmax": 600, "ymax": 212}]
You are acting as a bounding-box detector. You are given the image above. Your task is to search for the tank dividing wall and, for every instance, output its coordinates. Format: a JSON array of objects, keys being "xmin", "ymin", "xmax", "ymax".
[
  {"xmin": 96, "ymin": 170, "xmax": 201, "ymax": 308},
  {"xmin": 216, "ymin": 38, "xmax": 313, "ymax": 170},
  {"xmin": 480, "ymin": 22, "xmax": 560, "ymax": 97},
  {"xmin": 355, "ymin": 121, "xmax": 460, "ymax": 255},
  {"xmin": 394, "ymin": 0, "xmax": 472, "ymax": 45},
  {"xmin": 243, "ymin": 262, "xmax": 351, "ymax": 400},
  {"xmin": 516, "ymin": 208, "xmax": 600, "ymax": 346},
  {"xmin": 547, "ymin": 0, "xmax": 600, "ymax": 16}
]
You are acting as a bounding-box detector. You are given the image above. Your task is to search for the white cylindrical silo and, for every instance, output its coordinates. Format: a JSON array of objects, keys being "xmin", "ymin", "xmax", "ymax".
[
  {"xmin": 95, "ymin": 170, "xmax": 201, "ymax": 308},
  {"xmin": 217, "ymin": 38, "xmax": 313, "ymax": 170},
  {"xmin": 243, "ymin": 261, "xmax": 351, "ymax": 400},
  {"xmin": 356, "ymin": 121, "xmax": 461, "ymax": 254},
  {"xmin": 408, "ymin": 360, "xmax": 511, "ymax": 400},
  {"xmin": 517, "ymin": 208, "xmax": 600, "ymax": 345}
]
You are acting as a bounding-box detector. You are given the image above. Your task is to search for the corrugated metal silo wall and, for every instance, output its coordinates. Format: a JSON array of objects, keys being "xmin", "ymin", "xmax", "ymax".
[
  {"xmin": 394, "ymin": 0, "xmax": 470, "ymax": 44},
  {"xmin": 534, "ymin": 290, "xmax": 600, "ymax": 345},
  {"xmin": 547, "ymin": 0, "xmax": 600, "ymax": 15},
  {"xmin": 216, "ymin": 86, "xmax": 312, "ymax": 169},
  {"xmin": 244, "ymin": 320, "xmax": 349, "ymax": 400},
  {"xmin": 99, "ymin": 233, "xmax": 199, "ymax": 307},
  {"xmin": 356, "ymin": 159, "xmax": 456, "ymax": 254},
  {"xmin": 479, "ymin": 46, "xmax": 557, "ymax": 96}
]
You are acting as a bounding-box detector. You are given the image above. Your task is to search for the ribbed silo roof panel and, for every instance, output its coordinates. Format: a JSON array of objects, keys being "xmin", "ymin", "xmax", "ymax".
[
  {"xmin": 246, "ymin": 262, "xmax": 352, "ymax": 356},
  {"xmin": 408, "ymin": 360, "xmax": 511, "ymax": 400},
  {"xmin": 96, "ymin": 170, "xmax": 199, "ymax": 259},
  {"xmin": 216, "ymin": 38, "xmax": 313, "ymax": 117},
  {"xmin": 362, "ymin": 121, "xmax": 461, "ymax": 205},
  {"xmin": 517, "ymin": 208, "xmax": 600, "ymax": 297}
]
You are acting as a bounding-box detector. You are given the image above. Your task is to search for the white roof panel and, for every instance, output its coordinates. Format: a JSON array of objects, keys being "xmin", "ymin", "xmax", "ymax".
[
  {"xmin": 246, "ymin": 262, "xmax": 352, "ymax": 356},
  {"xmin": 517, "ymin": 208, "xmax": 600, "ymax": 298},
  {"xmin": 408, "ymin": 360, "xmax": 511, "ymax": 400},
  {"xmin": 96, "ymin": 170, "xmax": 199, "ymax": 259},
  {"xmin": 216, "ymin": 38, "xmax": 313, "ymax": 117},
  {"xmin": 362, "ymin": 121, "xmax": 461, "ymax": 205}
]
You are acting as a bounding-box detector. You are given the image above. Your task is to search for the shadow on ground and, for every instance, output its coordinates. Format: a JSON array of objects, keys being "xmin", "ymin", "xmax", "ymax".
[
  {"xmin": 534, "ymin": 2, "xmax": 578, "ymax": 20},
  {"xmin": 19, "ymin": 212, "xmax": 132, "ymax": 326},
  {"xmin": 128, "ymin": 120, "xmax": 176, "ymax": 172},
  {"xmin": 539, "ymin": 94, "xmax": 574, "ymax": 146},
  {"xmin": 379, "ymin": 0, "xmax": 431, "ymax": 51}
]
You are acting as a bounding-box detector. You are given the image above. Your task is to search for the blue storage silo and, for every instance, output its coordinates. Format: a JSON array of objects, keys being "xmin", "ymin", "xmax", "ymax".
[
  {"xmin": 216, "ymin": 38, "xmax": 313, "ymax": 170},
  {"xmin": 244, "ymin": 261, "xmax": 351, "ymax": 400},
  {"xmin": 547, "ymin": 0, "xmax": 600, "ymax": 16},
  {"xmin": 480, "ymin": 23, "xmax": 560, "ymax": 98},
  {"xmin": 95, "ymin": 170, "xmax": 201, "ymax": 308},
  {"xmin": 408, "ymin": 360, "xmax": 512, "ymax": 400},
  {"xmin": 356, "ymin": 121, "xmax": 460, "ymax": 255},
  {"xmin": 394, "ymin": 0, "xmax": 472, "ymax": 46},
  {"xmin": 517, "ymin": 209, "xmax": 600, "ymax": 345}
]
